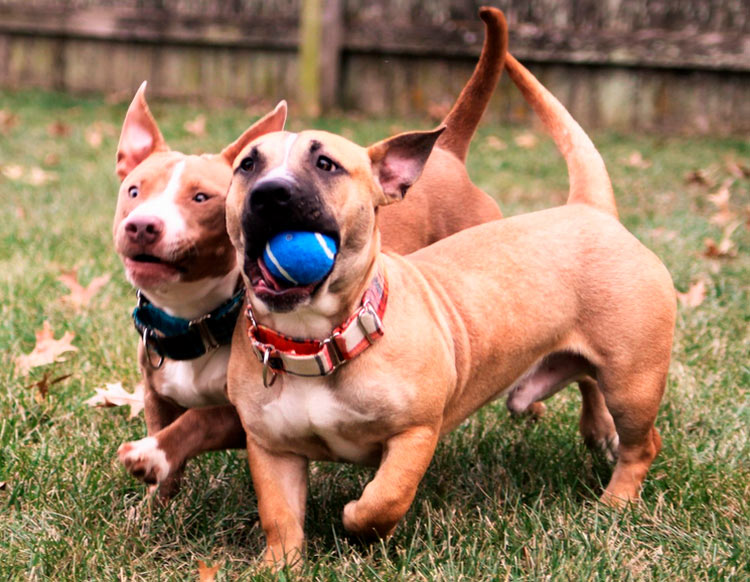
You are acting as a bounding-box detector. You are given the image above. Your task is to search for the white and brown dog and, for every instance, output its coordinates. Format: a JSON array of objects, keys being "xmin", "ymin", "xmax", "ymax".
[
  {"xmin": 114, "ymin": 7, "xmax": 509, "ymax": 499},
  {"xmin": 223, "ymin": 53, "xmax": 675, "ymax": 567}
]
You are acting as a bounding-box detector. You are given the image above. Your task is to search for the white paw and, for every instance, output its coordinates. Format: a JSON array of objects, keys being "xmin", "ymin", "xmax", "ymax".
[{"xmin": 118, "ymin": 436, "xmax": 171, "ymax": 483}]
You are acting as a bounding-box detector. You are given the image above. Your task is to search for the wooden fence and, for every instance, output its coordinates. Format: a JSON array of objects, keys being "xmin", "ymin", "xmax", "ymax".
[{"xmin": 0, "ymin": 0, "xmax": 748, "ymax": 134}]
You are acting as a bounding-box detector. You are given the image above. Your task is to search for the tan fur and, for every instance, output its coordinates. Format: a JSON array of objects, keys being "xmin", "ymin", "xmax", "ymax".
[
  {"xmin": 113, "ymin": 8, "xmax": 508, "ymax": 500},
  {"xmin": 225, "ymin": 64, "xmax": 675, "ymax": 569}
]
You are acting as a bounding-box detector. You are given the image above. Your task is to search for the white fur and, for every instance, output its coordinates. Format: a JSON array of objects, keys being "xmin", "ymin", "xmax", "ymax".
[
  {"xmin": 127, "ymin": 159, "xmax": 187, "ymax": 239},
  {"xmin": 156, "ymin": 345, "xmax": 231, "ymax": 408},
  {"xmin": 256, "ymin": 133, "xmax": 298, "ymax": 185},
  {"xmin": 119, "ymin": 436, "xmax": 170, "ymax": 483},
  {"xmin": 260, "ymin": 376, "xmax": 374, "ymax": 463}
]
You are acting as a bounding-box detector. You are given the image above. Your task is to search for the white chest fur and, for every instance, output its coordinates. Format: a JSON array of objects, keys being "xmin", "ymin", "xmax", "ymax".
[
  {"xmin": 259, "ymin": 377, "xmax": 374, "ymax": 463},
  {"xmin": 155, "ymin": 346, "xmax": 231, "ymax": 408}
]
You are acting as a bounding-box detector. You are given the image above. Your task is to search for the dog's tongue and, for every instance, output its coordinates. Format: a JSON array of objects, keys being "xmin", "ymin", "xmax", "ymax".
[{"xmin": 258, "ymin": 257, "xmax": 286, "ymax": 291}]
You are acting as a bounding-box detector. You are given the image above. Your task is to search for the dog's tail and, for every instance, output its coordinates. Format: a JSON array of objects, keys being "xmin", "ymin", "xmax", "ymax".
[
  {"xmin": 436, "ymin": 7, "xmax": 508, "ymax": 162},
  {"xmin": 504, "ymin": 54, "xmax": 618, "ymax": 218}
]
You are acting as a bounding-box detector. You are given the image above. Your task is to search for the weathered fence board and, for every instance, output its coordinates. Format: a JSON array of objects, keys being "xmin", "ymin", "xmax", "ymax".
[{"xmin": 0, "ymin": 1, "xmax": 747, "ymax": 134}]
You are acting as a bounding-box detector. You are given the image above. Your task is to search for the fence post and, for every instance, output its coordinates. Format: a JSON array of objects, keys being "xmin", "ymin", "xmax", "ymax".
[{"xmin": 299, "ymin": 0, "xmax": 343, "ymax": 116}]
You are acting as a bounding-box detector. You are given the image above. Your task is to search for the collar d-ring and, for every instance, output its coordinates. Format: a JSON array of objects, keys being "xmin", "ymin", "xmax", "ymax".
[{"xmin": 261, "ymin": 346, "xmax": 278, "ymax": 388}]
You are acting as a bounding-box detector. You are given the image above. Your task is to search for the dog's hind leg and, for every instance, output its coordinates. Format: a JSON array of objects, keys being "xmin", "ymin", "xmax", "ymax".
[
  {"xmin": 597, "ymin": 368, "xmax": 666, "ymax": 506},
  {"xmin": 578, "ymin": 378, "xmax": 618, "ymax": 461}
]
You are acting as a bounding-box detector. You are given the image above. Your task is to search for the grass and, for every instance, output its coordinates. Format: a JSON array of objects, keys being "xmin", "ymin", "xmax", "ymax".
[{"xmin": 1, "ymin": 87, "xmax": 748, "ymax": 581}]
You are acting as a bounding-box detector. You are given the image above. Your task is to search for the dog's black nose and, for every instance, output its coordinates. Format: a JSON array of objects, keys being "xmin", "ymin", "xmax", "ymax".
[{"xmin": 249, "ymin": 178, "xmax": 293, "ymax": 214}]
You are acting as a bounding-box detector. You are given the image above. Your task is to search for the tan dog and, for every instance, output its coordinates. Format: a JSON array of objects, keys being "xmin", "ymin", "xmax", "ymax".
[
  {"xmin": 113, "ymin": 7, "xmax": 507, "ymax": 499},
  {"xmin": 223, "ymin": 54, "xmax": 675, "ymax": 567}
]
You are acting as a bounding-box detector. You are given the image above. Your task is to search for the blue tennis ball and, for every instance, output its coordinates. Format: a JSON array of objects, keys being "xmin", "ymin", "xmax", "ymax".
[{"xmin": 263, "ymin": 231, "xmax": 338, "ymax": 286}]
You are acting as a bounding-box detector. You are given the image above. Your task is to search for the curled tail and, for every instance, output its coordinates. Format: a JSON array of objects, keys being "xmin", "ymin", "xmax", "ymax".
[
  {"xmin": 504, "ymin": 53, "xmax": 618, "ymax": 218},
  {"xmin": 436, "ymin": 7, "xmax": 508, "ymax": 162}
]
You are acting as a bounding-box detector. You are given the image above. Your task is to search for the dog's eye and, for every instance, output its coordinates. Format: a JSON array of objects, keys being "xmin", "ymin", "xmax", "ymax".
[
  {"xmin": 193, "ymin": 192, "xmax": 209, "ymax": 203},
  {"xmin": 240, "ymin": 157, "xmax": 255, "ymax": 172},
  {"xmin": 128, "ymin": 185, "xmax": 139, "ymax": 199},
  {"xmin": 316, "ymin": 156, "xmax": 337, "ymax": 172}
]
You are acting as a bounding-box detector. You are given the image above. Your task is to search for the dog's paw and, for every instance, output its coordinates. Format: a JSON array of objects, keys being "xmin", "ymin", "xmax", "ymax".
[
  {"xmin": 342, "ymin": 500, "xmax": 396, "ymax": 540},
  {"xmin": 118, "ymin": 437, "xmax": 171, "ymax": 484},
  {"xmin": 580, "ymin": 412, "xmax": 619, "ymax": 463}
]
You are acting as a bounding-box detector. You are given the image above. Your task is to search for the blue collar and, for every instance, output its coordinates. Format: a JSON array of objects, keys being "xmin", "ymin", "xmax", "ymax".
[{"xmin": 132, "ymin": 286, "xmax": 244, "ymax": 367}]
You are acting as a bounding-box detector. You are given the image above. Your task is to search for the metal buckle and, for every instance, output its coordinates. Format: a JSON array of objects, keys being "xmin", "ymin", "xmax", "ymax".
[
  {"xmin": 357, "ymin": 301, "xmax": 382, "ymax": 345},
  {"xmin": 322, "ymin": 331, "xmax": 343, "ymax": 372},
  {"xmin": 189, "ymin": 313, "xmax": 220, "ymax": 353},
  {"xmin": 261, "ymin": 346, "xmax": 278, "ymax": 388},
  {"xmin": 142, "ymin": 327, "xmax": 164, "ymax": 369}
]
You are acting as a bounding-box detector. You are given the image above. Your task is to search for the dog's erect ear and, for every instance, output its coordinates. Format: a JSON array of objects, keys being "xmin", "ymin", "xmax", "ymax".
[
  {"xmin": 116, "ymin": 82, "xmax": 168, "ymax": 181},
  {"xmin": 367, "ymin": 126, "xmax": 445, "ymax": 204},
  {"xmin": 221, "ymin": 100, "xmax": 288, "ymax": 166}
]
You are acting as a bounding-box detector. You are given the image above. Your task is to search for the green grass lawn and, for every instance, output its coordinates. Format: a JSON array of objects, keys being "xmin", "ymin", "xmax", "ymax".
[{"xmin": 1, "ymin": 88, "xmax": 748, "ymax": 581}]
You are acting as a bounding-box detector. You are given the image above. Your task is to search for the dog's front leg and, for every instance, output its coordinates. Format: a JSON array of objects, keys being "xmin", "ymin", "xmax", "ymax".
[
  {"xmin": 343, "ymin": 425, "xmax": 439, "ymax": 538},
  {"xmin": 247, "ymin": 438, "xmax": 308, "ymax": 569}
]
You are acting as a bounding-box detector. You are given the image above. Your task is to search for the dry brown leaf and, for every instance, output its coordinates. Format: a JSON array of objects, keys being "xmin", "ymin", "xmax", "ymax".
[
  {"xmin": 84, "ymin": 382, "xmax": 145, "ymax": 419},
  {"xmin": 84, "ymin": 121, "xmax": 116, "ymax": 149},
  {"xmin": 43, "ymin": 152, "xmax": 60, "ymax": 167},
  {"xmin": 27, "ymin": 167, "xmax": 57, "ymax": 186},
  {"xmin": 650, "ymin": 227, "xmax": 678, "ymax": 241},
  {"xmin": 15, "ymin": 206, "xmax": 26, "ymax": 220},
  {"xmin": 0, "ymin": 109, "xmax": 18, "ymax": 134},
  {"xmin": 724, "ymin": 160, "xmax": 750, "ymax": 179},
  {"xmin": 514, "ymin": 132, "xmax": 538, "ymax": 149},
  {"xmin": 485, "ymin": 135, "xmax": 507, "ymax": 151},
  {"xmin": 184, "ymin": 114, "xmax": 207, "ymax": 137},
  {"xmin": 2, "ymin": 164, "xmax": 24, "ymax": 180},
  {"xmin": 197, "ymin": 560, "xmax": 221, "ymax": 582},
  {"xmin": 703, "ymin": 221, "xmax": 741, "ymax": 259},
  {"xmin": 708, "ymin": 179, "xmax": 736, "ymax": 227},
  {"xmin": 26, "ymin": 372, "xmax": 72, "ymax": 403},
  {"xmin": 684, "ymin": 167, "xmax": 716, "ymax": 188},
  {"xmin": 58, "ymin": 268, "xmax": 110, "ymax": 311},
  {"xmin": 14, "ymin": 321, "xmax": 78, "ymax": 376},
  {"xmin": 624, "ymin": 151, "xmax": 652, "ymax": 169},
  {"xmin": 47, "ymin": 120, "xmax": 72, "ymax": 137},
  {"xmin": 676, "ymin": 280, "xmax": 707, "ymax": 308}
]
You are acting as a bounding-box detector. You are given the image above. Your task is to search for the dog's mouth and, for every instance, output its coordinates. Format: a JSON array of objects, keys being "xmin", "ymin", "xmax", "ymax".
[
  {"xmin": 123, "ymin": 252, "xmax": 187, "ymax": 286},
  {"xmin": 245, "ymin": 228, "xmax": 340, "ymax": 313}
]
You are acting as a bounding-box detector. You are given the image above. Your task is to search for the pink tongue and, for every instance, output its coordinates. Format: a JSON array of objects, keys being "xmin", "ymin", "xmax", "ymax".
[{"xmin": 258, "ymin": 258, "xmax": 285, "ymax": 291}]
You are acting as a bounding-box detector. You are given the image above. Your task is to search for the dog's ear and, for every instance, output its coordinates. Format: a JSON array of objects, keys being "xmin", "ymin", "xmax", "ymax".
[
  {"xmin": 221, "ymin": 100, "xmax": 287, "ymax": 166},
  {"xmin": 116, "ymin": 82, "xmax": 168, "ymax": 181},
  {"xmin": 367, "ymin": 126, "xmax": 445, "ymax": 204}
]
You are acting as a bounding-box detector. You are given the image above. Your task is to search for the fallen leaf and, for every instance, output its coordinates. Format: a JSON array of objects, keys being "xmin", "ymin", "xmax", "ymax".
[
  {"xmin": 85, "ymin": 382, "xmax": 145, "ymax": 419},
  {"xmin": 14, "ymin": 321, "xmax": 78, "ymax": 376},
  {"xmin": 184, "ymin": 114, "xmax": 206, "ymax": 137},
  {"xmin": 47, "ymin": 120, "xmax": 72, "ymax": 137},
  {"xmin": 2, "ymin": 164, "xmax": 24, "ymax": 180},
  {"xmin": 84, "ymin": 121, "xmax": 116, "ymax": 149},
  {"xmin": 197, "ymin": 560, "xmax": 221, "ymax": 582},
  {"xmin": 58, "ymin": 268, "xmax": 110, "ymax": 311},
  {"xmin": 15, "ymin": 206, "xmax": 26, "ymax": 220},
  {"xmin": 703, "ymin": 221, "xmax": 741, "ymax": 259},
  {"xmin": 684, "ymin": 168, "xmax": 715, "ymax": 188},
  {"xmin": 26, "ymin": 372, "xmax": 72, "ymax": 403},
  {"xmin": 514, "ymin": 132, "xmax": 538, "ymax": 149},
  {"xmin": 485, "ymin": 135, "xmax": 507, "ymax": 151},
  {"xmin": 0, "ymin": 109, "xmax": 18, "ymax": 134},
  {"xmin": 27, "ymin": 166, "xmax": 57, "ymax": 186},
  {"xmin": 624, "ymin": 151, "xmax": 652, "ymax": 169},
  {"xmin": 650, "ymin": 227, "xmax": 678, "ymax": 241},
  {"xmin": 724, "ymin": 160, "xmax": 750, "ymax": 179},
  {"xmin": 676, "ymin": 280, "xmax": 707, "ymax": 308},
  {"xmin": 43, "ymin": 152, "xmax": 60, "ymax": 167},
  {"xmin": 708, "ymin": 179, "xmax": 736, "ymax": 227}
]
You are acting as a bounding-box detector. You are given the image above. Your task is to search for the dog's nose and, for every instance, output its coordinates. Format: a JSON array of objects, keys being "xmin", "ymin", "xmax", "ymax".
[
  {"xmin": 249, "ymin": 178, "xmax": 293, "ymax": 214},
  {"xmin": 124, "ymin": 216, "xmax": 164, "ymax": 245}
]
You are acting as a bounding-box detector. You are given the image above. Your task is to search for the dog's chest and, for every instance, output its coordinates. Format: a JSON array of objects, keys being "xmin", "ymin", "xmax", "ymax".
[
  {"xmin": 153, "ymin": 346, "xmax": 230, "ymax": 408},
  {"xmin": 259, "ymin": 378, "xmax": 375, "ymax": 463}
]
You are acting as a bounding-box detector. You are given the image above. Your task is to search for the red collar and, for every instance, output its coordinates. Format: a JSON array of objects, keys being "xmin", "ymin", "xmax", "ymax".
[{"xmin": 246, "ymin": 270, "xmax": 388, "ymax": 386}]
